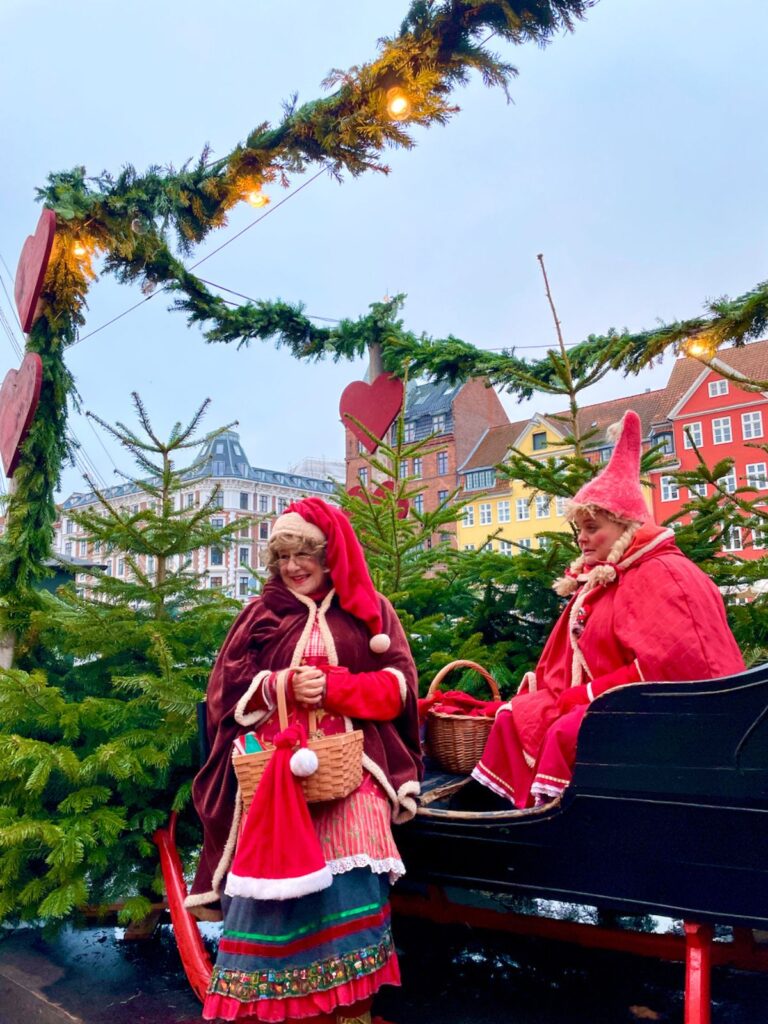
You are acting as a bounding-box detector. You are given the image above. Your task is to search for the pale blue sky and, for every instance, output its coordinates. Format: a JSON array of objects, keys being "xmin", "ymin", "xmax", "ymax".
[{"xmin": 1, "ymin": 0, "xmax": 766, "ymax": 495}]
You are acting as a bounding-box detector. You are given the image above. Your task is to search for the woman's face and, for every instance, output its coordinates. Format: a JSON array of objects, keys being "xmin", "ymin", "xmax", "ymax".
[
  {"xmin": 276, "ymin": 547, "xmax": 326, "ymax": 596},
  {"xmin": 575, "ymin": 511, "xmax": 626, "ymax": 565}
]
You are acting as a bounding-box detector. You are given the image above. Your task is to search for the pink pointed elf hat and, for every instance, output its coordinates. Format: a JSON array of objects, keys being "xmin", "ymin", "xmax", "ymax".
[{"xmin": 567, "ymin": 410, "xmax": 650, "ymax": 523}]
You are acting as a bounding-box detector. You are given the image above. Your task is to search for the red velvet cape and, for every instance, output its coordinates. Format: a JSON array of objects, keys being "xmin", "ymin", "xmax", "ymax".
[{"xmin": 188, "ymin": 578, "xmax": 422, "ymax": 904}]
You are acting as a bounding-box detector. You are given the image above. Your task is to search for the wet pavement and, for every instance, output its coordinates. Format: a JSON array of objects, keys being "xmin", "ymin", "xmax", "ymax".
[{"xmin": 1, "ymin": 914, "xmax": 767, "ymax": 1024}]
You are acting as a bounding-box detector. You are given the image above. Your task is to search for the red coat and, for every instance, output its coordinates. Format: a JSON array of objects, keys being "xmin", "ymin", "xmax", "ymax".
[
  {"xmin": 476, "ymin": 524, "xmax": 745, "ymax": 806},
  {"xmin": 186, "ymin": 578, "xmax": 422, "ymax": 912}
]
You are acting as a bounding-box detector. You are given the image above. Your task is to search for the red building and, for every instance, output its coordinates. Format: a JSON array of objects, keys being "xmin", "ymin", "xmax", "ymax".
[
  {"xmin": 647, "ymin": 340, "xmax": 768, "ymax": 557},
  {"xmin": 345, "ymin": 377, "xmax": 508, "ymax": 546}
]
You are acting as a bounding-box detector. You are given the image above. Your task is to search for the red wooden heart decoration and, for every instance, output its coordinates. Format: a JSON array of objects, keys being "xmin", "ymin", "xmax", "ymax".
[
  {"xmin": 339, "ymin": 373, "xmax": 404, "ymax": 453},
  {"xmin": 347, "ymin": 480, "xmax": 409, "ymax": 519},
  {"xmin": 0, "ymin": 353, "xmax": 43, "ymax": 477},
  {"xmin": 14, "ymin": 209, "xmax": 57, "ymax": 334}
]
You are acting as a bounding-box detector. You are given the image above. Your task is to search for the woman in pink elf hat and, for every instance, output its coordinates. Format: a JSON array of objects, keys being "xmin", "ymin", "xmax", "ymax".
[
  {"xmin": 471, "ymin": 410, "xmax": 744, "ymax": 810},
  {"xmin": 186, "ymin": 497, "xmax": 422, "ymax": 1024}
]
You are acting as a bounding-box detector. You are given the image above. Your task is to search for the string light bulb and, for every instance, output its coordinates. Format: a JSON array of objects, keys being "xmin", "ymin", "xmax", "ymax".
[
  {"xmin": 245, "ymin": 187, "xmax": 270, "ymax": 208},
  {"xmin": 72, "ymin": 240, "xmax": 89, "ymax": 259},
  {"xmin": 684, "ymin": 334, "xmax": 715, "ymax": 359},
  {"xmin": 385, "ymin": 86, "xmax": 412, "ymax": 121}
]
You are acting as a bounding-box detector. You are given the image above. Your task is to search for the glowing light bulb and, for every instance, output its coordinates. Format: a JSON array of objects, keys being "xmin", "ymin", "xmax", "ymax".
[
  {"xmin": 386, "ymin": 87, "xmax": 411, "ymax": 121},
  {"xmin": 72, "ymin": 241, "xmax": 88, "ymax": 259},
  {"xmin": 687, "ymin": 341, "xmax": 708, "ymax": 357},
  {"xmin": 246, "ymin": 188, "xmax": 270, "ymax": 208}
]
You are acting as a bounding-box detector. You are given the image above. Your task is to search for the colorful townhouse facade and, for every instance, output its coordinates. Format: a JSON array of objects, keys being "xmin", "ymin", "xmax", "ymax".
[{"xmin": 344, "ymin": 377, "xmax": 508, "ymax": 547}]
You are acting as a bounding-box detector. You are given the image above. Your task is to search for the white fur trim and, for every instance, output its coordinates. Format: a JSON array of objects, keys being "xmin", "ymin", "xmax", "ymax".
[
  {"xmin": 183, "ymin": 889, "xmax": 220, "ymax": 912},
  {"xmin": 369, "ymin": 633, "xmax": 390, "ymax": 653},
  {"xmin": 271, "ymin": 512, "xmax": 325, "ymax": 544},
  {"xmin": 552, "ymin": 575, "xmax": 579, "ymax": 597},
  {"xmin": 234, "ymin": 670, "xmax": 273, "ymax": 727},
  {"xmin": 392, "ymin": 778, "xmax": 421, "ymax": 824},
  {"xmin": 382, "ymin": 667, "xmax": 408, "ymax": 706},
  {"xmin": 517, "ymin": 671, "xmax": 537, "ymax": 695},
  {"xmin": 225, "ymin": 864, "xmax": 333, "ymax": 901},
  {"xmin": 586, "ymin": 682, "xmax": 595, "ymax": 702},
  {"xmin": 287, "ymin": 592, "xmax": 321, "ymax": 668},
  {"xmin": 326, "ymin": 854, "xmax": 406, "ymax": 884},
  {"xmin": 617, "ymin": 528, "xmax": 675, "ymax": 570},
  {"xmin": 206, "ymin": 788, "xmax": 243, "ymax": 901},
  {"xmin": 290, "ymin": 746, "xmax": 319, "ymax": 777},
  {"xmin": 634, "ymin": 657, "xmax": 645, "ymax": 681}
]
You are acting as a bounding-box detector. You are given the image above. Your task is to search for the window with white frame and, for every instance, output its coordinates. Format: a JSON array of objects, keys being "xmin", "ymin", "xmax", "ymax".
[
  {"xmin": 436, "ymin": 451, "xmax": 448, "ymax": 475},
  {"xmin": 463, "ymin": 505, "xmax": 475, "ymax": 527},
  {"xmin": 147, "ymin": 556, "xmax": 155, "ymax": 573},
  {"xmin": 742, "ymin": 411, "xmax": 764, "ymax": 440},
  {"xmin": 210, "ymin": 546, "xmax": 224, "ymax": 566},
  {"xmin": 399, "ymin": 459, "xmax": 408, "ymax": 479},
  {"xmin": 211, "ymin": 517, "xmax": 224, "ymax": 528},
  {"xmin": 465, "ymin": 469, "xmax": 496, "ymax": 491},
  {"xmin": 65, "ymin": 519, "xmax": 74, "ymax": 534},
  {"xmin": 555, "ymin": 496, "xmax": 568, "ymax": 518},
  {"xmin": 259, "ymin": 494, "xmax": 270, "ymax": 514},
  {"xmin": 516, "ymin": 498, "xmax": 530, "ymax": 521},
  {"xmin": 239, "ymin": 492, "xmax": 249, "ymax": 510},
  {"xmin": 722, "ymin": 525, "xmax": 743, "ymax": 551},
  {"xmin": 358, "ymin": 467, "xmax": 368, "ymax": 487},
  {"xmin": 688, "ymin": 482, "xmax": 707, "ymax": 498},
  {"xmin": 683, "ymin": 422, "xmax": 703, "ymax": 449},
  {"xmin": 479, "ymin": 502, "xmax": 492, "ymax": 525},
  {"xmin": 239, "ymin": 547, "xmax": 250, "ymax": 566},
  {"xmin": 531, "ymin": 431, "xmax": 547, "ymax": 451},
  {"xmin": 538, "ymin": 537, "xmax": 550, "ymax": 549},
  {"xmin": 239, "ymin": 577, "xmax": 250, "ymax": 597},
  {"xmin": 660, "ymin": 475, "xmax": 679, "ymax": 501},
  {"xmin": 498, "ymin": 500, "xmax": 510, "ymax": 523},
  {"xmin": 186, "ymin": 493, "xmax": 195, "ymax": 508},
  {"xmin": 432, "ymin": 414, "xmax": 446, "ymax": 433},
  {"xmin": 117, "ymin": 558, "xmax": 125, "ymax": 575},
  {"xmin": 535, "ymin": 495, "xmax": 550, "ymax": 519},
  {"xmin": 463, "ymin": 544, "xmax": 475, "ymax": 551},
  {"xmin": 259, "ymin": 522, "xmax": 270, "ymax": 540},
  {"xmin": 752, "ymin": 528, "xmax": 766, "ymax": 550},
  {"xmin": 403, "ymin": 422, "xmax": 415, "ymax": 443},
  {"xmin": 712, "ymin": 417, "xmax": 732, "ymax": 444},
  {"xmin": 240, "ymin": 521, "xmax": 250, "ymax": 537},
  {"xmin": 78, "ymin": 540, "xmax": 86, "ymax": 557},
  {"xmin": 518, "ymin": 538, "xmax": 532, "ymax": 550},
  {"xmin": 277, "ymin": 498, "xmax": 288, "ymax": 513},
  {"xmin": 437, "ymin": 489, "xmax": 448, "ymax": 505},
  {"xmin": 746, "ymin": 462, "xmax": 768, "ymax": 490},
  {"xmin": 708, "ymin": 379, "xmax": 729, "ymax": 398},
  {"xmin": 718, "ymin": 468, "xmax": 737, "ymax": 494},
  {"xmin": 412, "ymin": 457, "xmax": 422, "ymax": 478},
  {"xmin": 413, "ymin": 494, "xmax": 424, "ymax": 515},
  {"xmin": 64, "ymin": 541, "xmax": 72, "ymax": 556},
  {"xmin": 210, "ymin": 576, "xmax": 223, "ymax": 588},
  {"xmin": 499, "ymin": 540, "xmax": 513, "ymax": 556},
  {"xmin": 357, "ymin": 440, "xmax": 367, "ymax": 455}
]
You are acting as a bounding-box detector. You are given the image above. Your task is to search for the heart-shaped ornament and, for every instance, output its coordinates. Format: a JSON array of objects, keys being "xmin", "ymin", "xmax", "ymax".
[
  {"xmin": 14, "ymin": 209, "xmax": 57, "ymax": 334},
  {"xmin": 339, "ymin": 373, "xmax": 404, "ymax": 453},
  {"xmin": 348, "ymin": 479, "xmax": 409, "ymax": 519},
  {"xmin": 0, "ymin": 353, "xmax": 43, "ymax": 476}
]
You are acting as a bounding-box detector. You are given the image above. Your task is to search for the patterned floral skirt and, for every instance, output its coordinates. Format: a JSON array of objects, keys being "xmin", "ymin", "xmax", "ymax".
[
  {"xmin": 203, "ymin": 868, "xmax": 399, "ymax": 1021},
  {"xmin": 204, "ymin": 779, "xmax": 403, "ymax": 1022}
]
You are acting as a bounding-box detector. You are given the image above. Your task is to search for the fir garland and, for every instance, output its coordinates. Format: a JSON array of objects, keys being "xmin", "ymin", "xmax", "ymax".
[{"xmin": 1, "ymin": 0, "xmax": 592, "ymax": 624}]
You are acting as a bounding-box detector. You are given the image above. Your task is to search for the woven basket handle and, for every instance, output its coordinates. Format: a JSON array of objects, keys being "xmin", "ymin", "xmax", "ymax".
[
  {"xmin": 275, "ymin": 670, "xmax": 318, "ymax": 733},
  {"xmin": 426, "ymin": 659, "xmax": 500, "ymax": 701}
]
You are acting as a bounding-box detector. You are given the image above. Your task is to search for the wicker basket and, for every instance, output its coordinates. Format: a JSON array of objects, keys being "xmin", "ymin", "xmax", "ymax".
[
  {"xmin": 425, "ymin": 659, "xmax": 500, "ymax": 775},
  {"xmin": 233, "ymin": 670, "xmax": 364, "ymax": 811}
]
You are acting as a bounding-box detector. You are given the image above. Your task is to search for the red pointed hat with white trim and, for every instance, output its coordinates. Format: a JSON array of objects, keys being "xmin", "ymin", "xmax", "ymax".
[
  {"xmin": 273, "ymin": 497, "xmax": 390, "ymax": 652},
  {"xmin": 568, "ymin": 410, "xmax": 650, "ymax": 523}
]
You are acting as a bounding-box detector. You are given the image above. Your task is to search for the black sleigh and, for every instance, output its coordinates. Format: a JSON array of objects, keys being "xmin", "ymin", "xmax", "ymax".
[{"xmin": 155, "ymin": 663, "xmax": 768, "ymax": 1023}]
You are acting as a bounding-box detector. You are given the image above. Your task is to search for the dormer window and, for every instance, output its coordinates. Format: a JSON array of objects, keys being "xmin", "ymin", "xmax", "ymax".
[
  {"xmin": 708, "ymin": 379, "xmax": 728, "ymax": 398},
  {"xmin": 531, "ymin": 431, "xmax": 547, "ymax": 451}
]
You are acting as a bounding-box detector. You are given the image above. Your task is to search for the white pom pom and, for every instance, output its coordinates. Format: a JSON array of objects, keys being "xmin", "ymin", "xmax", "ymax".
[
  {"xmin": 369, "ymin": 633, "xmax": 391, "ymax": 653},
  {"xmin": 290, "ymin": 747, "xmax": 319, "ymax": 777},
  {"xmin": 552, "ymin": 576, "xmax": 579, "ymax": 597}
]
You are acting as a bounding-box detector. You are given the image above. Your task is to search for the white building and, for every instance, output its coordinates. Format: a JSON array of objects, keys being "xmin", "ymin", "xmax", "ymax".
[{"xmin": 55, "ymin": 430, "xmax": 337, "ymax": 601}]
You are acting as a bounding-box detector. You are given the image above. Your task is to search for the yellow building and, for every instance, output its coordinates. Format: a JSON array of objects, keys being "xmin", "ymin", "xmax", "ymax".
[{"xmin": 456, "ymin": 415, "xmax": 571, "ymax": 553}]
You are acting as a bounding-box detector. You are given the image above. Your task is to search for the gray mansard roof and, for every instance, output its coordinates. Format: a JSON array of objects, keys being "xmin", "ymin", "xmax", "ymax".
[{"xmin": 61, "ymin": 431, "xmax": 334, "ymax": 511}]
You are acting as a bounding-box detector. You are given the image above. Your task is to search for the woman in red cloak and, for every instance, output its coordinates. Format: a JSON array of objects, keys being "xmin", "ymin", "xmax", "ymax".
[
  {"xmin": 472, "ymin": 410, "xmax": 745, "ymax": 809},
  {"xmin": 185, "ymin": 498, "xmax": 422, "ymax": 1024}
]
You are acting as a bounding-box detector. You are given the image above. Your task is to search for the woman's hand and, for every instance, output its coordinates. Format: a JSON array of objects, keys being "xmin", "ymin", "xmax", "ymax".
[{"xmin": 291, "ymin": 665, "xmax": 326, "ymax": 707}]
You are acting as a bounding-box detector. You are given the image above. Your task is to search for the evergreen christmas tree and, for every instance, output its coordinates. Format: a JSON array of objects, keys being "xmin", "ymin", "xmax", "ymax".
[{"xmin": 0, "ymin": 396, "xmax": 241, "ymax": 924}]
